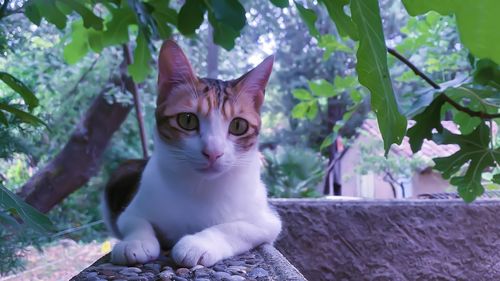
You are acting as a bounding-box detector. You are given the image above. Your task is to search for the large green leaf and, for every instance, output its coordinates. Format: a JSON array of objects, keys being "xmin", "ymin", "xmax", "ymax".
[
  {"xmin": 25, "ymin": 0, "xmax": 67, "ymax": 29},
  {"xmin": 128, "ymin": 31, "xmax": 151, "ymax": 83},
  {"xmin": 63, "ymin": 21, "xmax": 91, "ymax": 64},
  {"xmin": 433, "ymin": 123, "xmax": 500, "ymax": 202},
  {"xmin": 406, "ymin": 95, "xmax": 446, "ymax": 152},
  {"xmin": 147, "ymin": 0, "xmax": 178, "ymax": 39},
  {"xmin": 351, "ymin": 0, "xmax": 406, "ymax": 154},
  {"xmin": 208, "ymin": 0, "xmax": 246, "ymax": 31},
  {"xmin": 177, "ymin": 0, "xmax": 206, "ymax": 35},
  {"xmin": 294, "ymin": 1, "xmax": 319, "ymax": 38},
  {"xmin": 403, "ymin": 0, "xmax": 500, "ymax": 66},
  {"xmin": 270, "ymin": 0, "xmax": 289, "ymax": 8},
  {"xmin": 0, "ymin": 72, "xmax": 38, "ymax": 110},
  {"xmin": 57, "ymin": 0, "xmax": 104, "ymax": 30},
  {"xmin": 103, "ymin": 4, "xmax": 136, "ymax": 46},
  {"xmin": 0, "ymin": 103, "xmax": 46, "ymax": 127},
  {"xmin": 207, "ymin": 12, "xmax": 239, "ymax": 50},
  {"xmin": 319, "ymin": 0, "xmax": 358, "ymax": 40},
  {"xmin": 0, "ymin": 183, "xmax": 54, "ymax": 233}
]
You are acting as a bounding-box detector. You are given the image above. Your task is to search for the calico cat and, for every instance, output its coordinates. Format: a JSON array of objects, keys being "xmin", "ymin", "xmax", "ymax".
[{"xmin": 102, "ymin": 40, "xmax": 282, "ymax": 267}]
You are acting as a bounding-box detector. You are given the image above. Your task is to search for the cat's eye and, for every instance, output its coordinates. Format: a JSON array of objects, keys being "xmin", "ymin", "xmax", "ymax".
[
  {"xmin": 177, "ymin": 113, "xmax": 199, "ymax": 131},
  {"xmin": 229, "ymin": 118, "xmax": 249, "ymax": 136}
]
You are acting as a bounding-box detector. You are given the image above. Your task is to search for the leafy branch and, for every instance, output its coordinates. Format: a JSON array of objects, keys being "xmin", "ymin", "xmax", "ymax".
[{"xmin": 387, "ymin": 47, "xmax": 500, "ymax": 119}]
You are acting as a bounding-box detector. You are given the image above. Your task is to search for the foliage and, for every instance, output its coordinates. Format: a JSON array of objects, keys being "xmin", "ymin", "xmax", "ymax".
[
  {"xmin": 355, "ymin": 132, "xmax": 428, "ymax": 184},
  {"xmin": 262, "ymin": 146, "xmax": 325, "ymax": 198}
]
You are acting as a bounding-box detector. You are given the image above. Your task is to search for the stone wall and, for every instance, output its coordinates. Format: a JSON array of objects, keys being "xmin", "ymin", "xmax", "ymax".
[{"xmin": 272, "ymin": 199, "xmax": 500, "ymax": 281}]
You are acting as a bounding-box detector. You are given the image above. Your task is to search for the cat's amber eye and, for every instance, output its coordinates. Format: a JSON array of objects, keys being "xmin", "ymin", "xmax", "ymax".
[
  {"xmin": 177, "ymin": 113, "xmax": 199, "ymax": 131},
  {"xmin": 229, "ymin": 118, "xmax": 249, "ymax": 136}
]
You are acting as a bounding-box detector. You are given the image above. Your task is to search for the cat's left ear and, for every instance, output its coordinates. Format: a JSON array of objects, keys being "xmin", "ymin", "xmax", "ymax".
[{"xmin": 233, "ymin": 55, "xmax": 274, "ymax": 109}]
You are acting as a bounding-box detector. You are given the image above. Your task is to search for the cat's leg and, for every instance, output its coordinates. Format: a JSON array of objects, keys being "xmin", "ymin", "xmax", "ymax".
[
  {"xmin": 111, "ymin": 215, "xmax": 161, "ymax": 265},
  {"xmin": 172, "ymin": 212, "xmax": 281, "ymax": 267}
]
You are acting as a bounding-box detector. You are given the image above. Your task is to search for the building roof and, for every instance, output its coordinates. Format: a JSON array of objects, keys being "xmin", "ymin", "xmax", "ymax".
[{"xmin": 360, "ymin": 119, "xmax": 460, "ymax": 162}]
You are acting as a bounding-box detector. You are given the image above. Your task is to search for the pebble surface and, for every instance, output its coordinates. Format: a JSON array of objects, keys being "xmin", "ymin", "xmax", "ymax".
[{"xmin": 71, "ymin": 249, "xmax": 271, "ymax": 281}]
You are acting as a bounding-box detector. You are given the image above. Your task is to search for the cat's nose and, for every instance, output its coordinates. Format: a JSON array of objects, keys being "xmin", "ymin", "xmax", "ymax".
[{"xmin": 202, "ymin": 149, "xmax": 224, "ymax": 163}]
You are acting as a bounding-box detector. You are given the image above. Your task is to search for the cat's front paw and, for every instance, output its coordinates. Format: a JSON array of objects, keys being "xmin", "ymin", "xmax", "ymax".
[
  {"xmin": 171, "ymin": 235, "xmax": 224, "ymax": 267},
  {"xmin": 111, "ymin": 239, "xmax": 160, "ymax": 265}
]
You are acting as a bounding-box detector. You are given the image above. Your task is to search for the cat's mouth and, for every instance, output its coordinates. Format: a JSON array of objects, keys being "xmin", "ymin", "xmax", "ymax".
[{"xmin": 196, "ymin": 164, "xmax": 223, "ymax": 174}]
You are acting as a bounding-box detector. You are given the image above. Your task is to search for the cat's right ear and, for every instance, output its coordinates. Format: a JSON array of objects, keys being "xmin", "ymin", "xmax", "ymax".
[{"xmin": 157, "ymin": 40, "xmax": 197, "ymax": 102}]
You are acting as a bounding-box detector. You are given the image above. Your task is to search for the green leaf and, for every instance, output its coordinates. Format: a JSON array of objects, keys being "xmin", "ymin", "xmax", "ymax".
[
  {"xmin": 0, "ymin": 103, "xmax": 46, "ymax": 127},
  {"xmin": 406, "ymin": 95, "xmax": 446, "ymax": 152},
  {"xmin": 24, "ymin": 2, "xmax": 42, "ymax": 25},
  {"xmin": 178, "ymin": 0, "xmax": 206, "ymax": 35},
  {"xmin": 128, "ymin": 31, "xmax": 152, "ymax": 83},
  {"xmin": 294, "ymin": 2, "xmax": 319, "ymax": 38},
  {"xmin": 103, "ymin": 4, "xmax": 136, "ymax": 46},
  {"xmin": 351, "ymin": 0, "xmax": 407, "ymax": 154},
  {"xmin": 308, "ymin": 79, "xmax": 336, "ymax": 97},
  {"xmin": 57, "ymin": 0, "xmax": 104, "ymax": 30},
  {"xmin": 0, "ymin": 111, "xmax": 8, "ymax": 126},
  {"xmin": 319, "ymin": 35, "xmax": 353, "ymax": 60},
  {"xmin": 33, "ymin": 0, "xmax": 67, "ymax": 29},
  {"xmin": 0, "ymin": 72, "xmax": 39, "ymax": 110},
  {"xmin": 493, "ymin": 174, "xmax": 500, "ymax": 184},
  {"xmin": 320, "ymin": 132, "xmax": 335, "ymax": 151},
  {"xmin": 270, "ymin": 0, "xmax": 289, "ymax": 8},
  {"xmin": 208, "ymin": 0, "xmax": 246, "ymax": 31},
  {"xmin": 63, "ymin": 21, "xmax": 91, "ymax": 64},
  {"xmin": 306, "ymin": 101, "xmax": 318, "ymax": 120},
  {"xmin": 319, "ymin": 0, "xmax": 358, "ymax": 40},
  {"xmin": 0, "ymin": 183, "xmax": 54, "ymax": 233},
  {"xmin": 292, "ymin": 102, "xmax": 309, "ymax": 119},
  {"xmin": 208, "ymin": 12, "xmax": 239, "ymax": 50},
  {"xmin": 432, "ymin": 123, "xmax": 500, "ymax": 202},
  {"xmin": 473, "ymin": 59, "xmax": 500, "ymax": 89},
  {"xmin": 403, "ymin": 0, "xmax": 500, "ymax": 66},
  {"xmin": 147, "ymin": 0, "xmax": 178, "ymax": 39},
  {"xmin": 292, "ymin": 89, "xmax": 312, "ymax": 100},
  {"xmin": 453, "ymin": 111, "xmax": 481, "ymax": 135},
  {"xmin": 334, "ymin": 75, "xmax": 357, "ymax": 91}
]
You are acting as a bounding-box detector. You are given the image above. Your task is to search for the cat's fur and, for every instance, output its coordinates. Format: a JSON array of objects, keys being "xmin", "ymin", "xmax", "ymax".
[{"xmin": 102, "ymin": 40, "xmax": 282, "ymax": 267}]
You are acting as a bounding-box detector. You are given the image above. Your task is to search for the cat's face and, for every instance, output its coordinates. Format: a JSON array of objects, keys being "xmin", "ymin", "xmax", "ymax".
[{"xmin": 155, "ymin": 40, "xmax": 273, "ymax": 176}]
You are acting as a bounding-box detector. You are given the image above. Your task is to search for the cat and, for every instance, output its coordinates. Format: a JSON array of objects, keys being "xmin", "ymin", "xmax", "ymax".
[{"xmin": 102, "ymin": 40, "xmax": 282, "ymax": 267}]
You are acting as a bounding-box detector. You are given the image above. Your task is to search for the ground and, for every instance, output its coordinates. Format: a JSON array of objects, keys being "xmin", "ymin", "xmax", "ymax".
[{"xmin": 0, "ymin": 239, "xmax": 114, "ymax": 281}]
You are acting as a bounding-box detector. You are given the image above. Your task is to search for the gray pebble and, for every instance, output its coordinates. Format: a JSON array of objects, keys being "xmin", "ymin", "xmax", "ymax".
[
  {"xmin": 227, "ymin": 260, "xmax": 245, "ymax": 266},
  {"xmin": 248, "ymin": 267, "xmax": 269, "ymax": 278},
  {"xmin": 176, "ymin": 267, "xmax": 190, "ymax": 277},
  {"xmin": 213, "ymin": 271, "xmax": 231, "ymax": 280},
  {"xmin": 172, "ymin": 276, "xmax": 188, "ymax": 281},
  {"xmin": 159, "ymin": 269, "xmax": 174, "ymax": 279},
  {"xmin": 194, "ymin": 279, "xmax": 211, "ymax": 281},
  {"xmin": 118, "ymin": 269, "xmax": 138, "ymax": 277},
  {"xmin": 125, "ymin": 277, "xmax": 148, "ymax": 281},
  {"xmin": 144, "ymin": 263, "xmax": 161, "ymax": 272},
  {"xmin": 85, "ymin": 277, "xmax": 106, "ymax": 281},
  {"xmin": 85, "ymin": 272, "xmax": 98, "ymax": 278},
  {"xmin": 189, "ymin": 264, "xmax": 202, "ymax": 271},
  {"xmin": 228, "ymin": 265, "xmax": 247, "ymax": 275},
  {"xmin": 213, "ymin": 264, "xmax": 227, "ymax": 272},
  {"xmin": 229, "ymin": 276, "xmax": 245, "ymax": 281},
  {"xmin": 194, "ymin": 268, "xmax": 212, "ymax": 278}
]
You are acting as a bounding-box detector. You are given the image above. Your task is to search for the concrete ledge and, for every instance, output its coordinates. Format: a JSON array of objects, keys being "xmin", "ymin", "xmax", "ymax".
[
  {"xmin": 271, "ymin": 198, "xmax": 500, "ymax": 281},
  {"xmin": 71, "ymin": 243, "xmax": 306, "ymax": 281}
]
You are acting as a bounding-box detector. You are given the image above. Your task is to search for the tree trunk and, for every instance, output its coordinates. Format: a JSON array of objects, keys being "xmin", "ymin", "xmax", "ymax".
[
  {"xmin": 206, "ymin": 25, "xmax": 219, "ymax": 79},
  {"xmin": 18, "ymin": 67, "xmax": 136, "ymax": 213}
]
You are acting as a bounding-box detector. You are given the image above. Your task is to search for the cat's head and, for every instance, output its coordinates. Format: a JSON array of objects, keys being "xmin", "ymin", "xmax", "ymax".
[{"xmin": 155, "ymin": 40, "xmax": 273, "ymax": 176}]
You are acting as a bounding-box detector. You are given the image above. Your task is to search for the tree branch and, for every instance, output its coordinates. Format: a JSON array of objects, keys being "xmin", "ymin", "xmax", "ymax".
[
  {"xmin": 387, "ymin": 47, "xmax": 500, "ymax": 119},
  {"xmin": 123, "ymin": 44, "xmax": 149, "ymax": 159}
]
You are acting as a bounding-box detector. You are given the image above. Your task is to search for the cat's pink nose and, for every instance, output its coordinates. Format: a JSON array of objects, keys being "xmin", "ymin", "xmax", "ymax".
[{"xmin": 202, "ymin": 149, "xmax": 224, "ymax": 163}]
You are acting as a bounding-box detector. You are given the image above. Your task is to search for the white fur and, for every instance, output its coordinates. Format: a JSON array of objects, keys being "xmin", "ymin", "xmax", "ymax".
[{"xmin": 108, "ymin": 112, "xmax": 281, "ymax": 266}]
